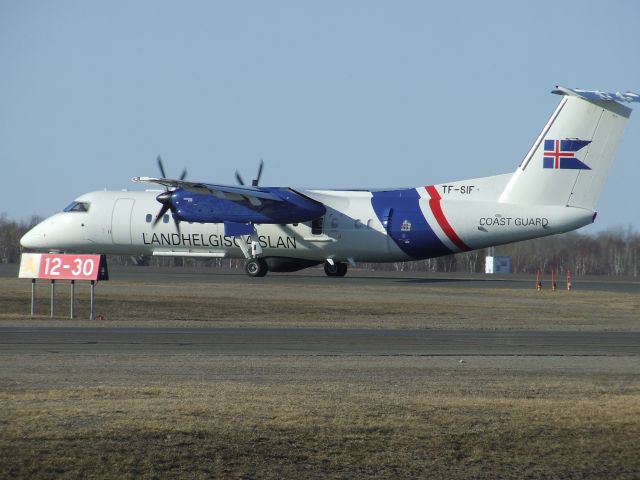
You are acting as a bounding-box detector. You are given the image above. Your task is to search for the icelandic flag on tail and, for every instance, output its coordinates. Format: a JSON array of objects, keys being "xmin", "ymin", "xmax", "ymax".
[{"xmin": 543, "ymin": 139, "xmax": 591, "ymax": 170}]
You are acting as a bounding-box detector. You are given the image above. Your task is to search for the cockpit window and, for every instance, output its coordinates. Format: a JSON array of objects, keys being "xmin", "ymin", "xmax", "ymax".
[{"xmin": 63, "ymin": 201, "xmax": 90, "ymax": 213}]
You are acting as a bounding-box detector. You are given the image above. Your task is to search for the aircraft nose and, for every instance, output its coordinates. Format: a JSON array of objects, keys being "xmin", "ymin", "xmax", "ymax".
[
  {"xmin": 20, "ymin": 217, "xmax": 56, "ymax": 250},
  {"xmin": 20, "ymin": 228, "xmax": 47, "ymax": 249},
  {"xmin": 20, "ymin": 213, "xmax": 90, "ymax": 251}
]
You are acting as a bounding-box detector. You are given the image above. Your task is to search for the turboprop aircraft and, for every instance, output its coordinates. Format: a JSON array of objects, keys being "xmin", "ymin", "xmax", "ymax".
[{"xmin": 21, "ymin": 86, "xmax": 639, "ymax": 277}]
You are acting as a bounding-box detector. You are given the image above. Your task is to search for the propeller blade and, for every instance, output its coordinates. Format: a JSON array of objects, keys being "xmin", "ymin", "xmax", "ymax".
[
  {"xmin": 172, "ymin": 214, "xmax": 181, "ymax": 234},
  {"xmin": 150, "ymin": 156, "xmax": 185, "ymax": 231},
  {"xmin": 252, "ymin": 160, "xmax": 264, "ymax": 186},
  {"xmin": 235, "ymin": 170, "xmax": 245, "ymax": 185},
  {"xmin": 153, "ymin": 203, "xmax": 170, "ymax": 226},
  {"xmin": 153, "ymin": 190, "xmax": 173, "ymax": 226},
  {"xmin": 157, "ymin": 155, "xmax": 167, "ymax": 179}
]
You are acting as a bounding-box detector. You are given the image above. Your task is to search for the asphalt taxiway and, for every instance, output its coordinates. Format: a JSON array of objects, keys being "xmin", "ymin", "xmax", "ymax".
[{"xmin": 2, "ymin": 327, "xmax": 639, "ymax": 357}]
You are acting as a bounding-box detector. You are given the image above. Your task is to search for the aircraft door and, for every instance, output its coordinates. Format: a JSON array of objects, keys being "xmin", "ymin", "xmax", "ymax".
[{"xmin": 111, "ymin": 198, "xmax": 135, "ymax": 245}]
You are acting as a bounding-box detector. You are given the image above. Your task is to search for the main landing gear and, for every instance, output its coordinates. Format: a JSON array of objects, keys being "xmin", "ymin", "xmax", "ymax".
[
  {"xmin": 324, "ymin": 261, "xmax": 348, "ymax": 277},
  {"xmin": 245, "ymin": 258, "xmax": 268, "ymax": 277},
  {"xmin": 244, "ymin": 258, "xmax": 348, "ymax": 277}
]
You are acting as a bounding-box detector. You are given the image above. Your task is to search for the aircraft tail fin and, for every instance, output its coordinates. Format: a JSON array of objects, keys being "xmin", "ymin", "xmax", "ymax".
[{"xmin": 499, "ymin": 87, "xmax": 638, "ymax": 210}]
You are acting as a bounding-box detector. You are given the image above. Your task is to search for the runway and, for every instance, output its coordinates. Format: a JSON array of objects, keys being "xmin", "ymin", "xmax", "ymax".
[{"xmin": 2, "ymin": 327, "xmax": 639, "ymax": 356}]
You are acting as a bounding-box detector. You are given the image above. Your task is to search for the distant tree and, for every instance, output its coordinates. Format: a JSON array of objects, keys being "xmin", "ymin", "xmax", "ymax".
[
  {"xmin": 364, "ymin": 226, "xmax": 639, "ymax": 277},
  {"xmin": 494, "ymin": 227, "xmax": 639, "ymax": 277},
  {"xmin": 0, "ymin": 213, "xmax": 43, "ymax": 264}
]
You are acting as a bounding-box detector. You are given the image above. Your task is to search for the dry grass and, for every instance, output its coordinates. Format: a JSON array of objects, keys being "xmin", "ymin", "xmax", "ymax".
[
  {"xmin": 1, "ymin": 274, "xmax": 639, "ymax": 330},
  {"xmin": 2, "ymin": 378, "xmax": 639, "ymax": 479}
]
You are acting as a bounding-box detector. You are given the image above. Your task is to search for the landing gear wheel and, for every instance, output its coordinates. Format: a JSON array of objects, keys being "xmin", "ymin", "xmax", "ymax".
[
  {"xmin": 324, "ymin": 261, "xmax": 348, "ymax": 277},
  {"xmin": 245, "ymin": 258, "xmax": 268, "ymax": 277}
]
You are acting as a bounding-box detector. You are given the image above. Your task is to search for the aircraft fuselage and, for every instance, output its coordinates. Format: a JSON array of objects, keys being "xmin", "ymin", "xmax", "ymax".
[{"xmin": 21, "ymin": 186, "xmax": 593, "ymax": 266}]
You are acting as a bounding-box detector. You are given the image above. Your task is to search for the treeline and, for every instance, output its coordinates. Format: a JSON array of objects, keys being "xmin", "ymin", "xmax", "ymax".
[
  {"xmin": 365, "ymin": 228, "xmax": 640, "ymax": 277},
  {"xmin": 496, "ymin": 228, "xmax": 639, "ymax": 277},
  {"xmin": 1, "ymin": 214, "xmax": 638, "ymax": 276},
  {"xmin": 0, "ymin": 214, "xmax": 43, "ymax": 264}
]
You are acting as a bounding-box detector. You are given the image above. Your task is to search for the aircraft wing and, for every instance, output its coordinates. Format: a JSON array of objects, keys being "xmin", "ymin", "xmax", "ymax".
[
  {"xmin": 132, "ymin": 176, "xmax": 284, "ymax": 203},
  {"xmin": 132, "ymin": 176, "xmax": 326, "ymax": 225}
]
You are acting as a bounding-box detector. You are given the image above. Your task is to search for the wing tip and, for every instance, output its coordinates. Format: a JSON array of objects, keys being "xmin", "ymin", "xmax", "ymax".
[{"xmin": 132, "ymin": 176, "xmax": 159, "ymax": 183}]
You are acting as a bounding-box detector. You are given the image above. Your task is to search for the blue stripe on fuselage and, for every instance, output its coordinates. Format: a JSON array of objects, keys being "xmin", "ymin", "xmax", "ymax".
[{"xmin": 370, "ymin": 189, "xmax": 452, "ymax": 259}]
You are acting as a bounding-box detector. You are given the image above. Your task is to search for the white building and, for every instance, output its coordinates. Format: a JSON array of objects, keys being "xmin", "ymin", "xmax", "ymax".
[{"xmin": 485, "ymin": 256, "xmax": 511, "ymax": 274}]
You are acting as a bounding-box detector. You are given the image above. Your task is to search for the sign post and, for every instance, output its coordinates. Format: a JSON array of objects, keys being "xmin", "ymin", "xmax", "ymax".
[
  {"xmin": 70, "ymin": 280, "xmax": 75, "ymax": 318},
  {"xmin": 30, "ymin": 279, "xmax": 36, "ymax": 316},
  {"xmin": 50, "ymin": 280, "xmax": 56, "ymax": 317},
  {"xmin": 19, "ymin": 253, "xmax": 109, "ymax": 319},
  {"xmin": 90, "ymin": 280, "xmax": 96, "ymax": 320}
]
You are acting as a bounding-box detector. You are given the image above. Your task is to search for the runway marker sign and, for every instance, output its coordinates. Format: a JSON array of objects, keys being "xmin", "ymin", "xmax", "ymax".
[
  {"xmin": 19, "ymin": 253, "xmax": 108, "ymax": 281},
  {"xmin": 19, "ymin": 253, "xmax": 109, "ymax": 320}
]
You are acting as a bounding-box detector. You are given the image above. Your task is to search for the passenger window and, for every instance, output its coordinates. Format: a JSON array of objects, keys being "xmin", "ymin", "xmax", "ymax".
[
  {"xmin": 311, "ymin": 217, "xmax": 324, "ymax": 235},
  {"xmin": 145, "ymin": 214, "xmax": 152, "ymax": 223},
  {"xmin": 163, "ymin": 214, "xmax": 170, "ymax": 224}
]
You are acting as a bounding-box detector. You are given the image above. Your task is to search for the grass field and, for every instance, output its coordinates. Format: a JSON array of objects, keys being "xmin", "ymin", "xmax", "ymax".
[
  {"xmin": 3, "ymin": 380, "xmax": 640, "ymax": 479},
  {"xmin": 1, "ymin": 271, "xmax": 639, "ymax": 478},
  {"xmin": 0, "ymin": 271, "xmax": 639, "ymax": 330}
]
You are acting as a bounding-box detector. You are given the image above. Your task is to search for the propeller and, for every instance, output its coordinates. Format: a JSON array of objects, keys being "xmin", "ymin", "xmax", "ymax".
[
  {"xmin": 157, "ymin": 155, "xmax": 187, "ymax": 183},
  {"xmin": 152, "ymin": 155, "xmax": 187, "ymax": 232},
  {"xmin": 157, "ymin": 155, "xmax": 167, "ymax": 179},
  {"xmin": 235, "ymin": 160, "xmax": 264, "ymax": 187}
]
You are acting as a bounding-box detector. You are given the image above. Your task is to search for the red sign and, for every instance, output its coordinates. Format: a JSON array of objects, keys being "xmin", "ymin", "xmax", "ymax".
[{"xmin": 19, "ymin": 253, "xmax": 108, "ymax": 281}]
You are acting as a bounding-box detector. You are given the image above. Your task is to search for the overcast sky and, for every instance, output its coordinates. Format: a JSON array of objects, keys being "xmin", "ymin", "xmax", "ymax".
[{"xmin": 1, "ymin": 0, "xmax": 639, "ymax": 233}]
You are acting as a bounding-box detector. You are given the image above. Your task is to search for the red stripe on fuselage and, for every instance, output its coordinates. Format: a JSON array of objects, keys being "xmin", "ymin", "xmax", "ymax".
[{"xmin": 425, "ymin": 185, "xmax": 470, "ymax": 252}]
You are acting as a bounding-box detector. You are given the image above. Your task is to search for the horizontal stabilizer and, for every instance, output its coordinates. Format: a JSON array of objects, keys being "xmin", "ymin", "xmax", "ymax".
[{"xmin": 552, "ymin": 86, "xmax": 640, "ymax": 104}]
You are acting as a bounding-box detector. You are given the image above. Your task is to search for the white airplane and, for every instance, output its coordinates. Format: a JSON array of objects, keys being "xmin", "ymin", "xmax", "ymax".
[{"xmin": 21, "ymin": 86, "xmax": 639, "ymax": 277}]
